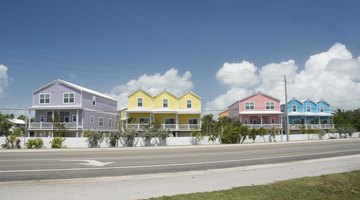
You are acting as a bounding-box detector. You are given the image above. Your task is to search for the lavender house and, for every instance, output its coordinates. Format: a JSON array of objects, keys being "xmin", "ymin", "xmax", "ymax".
[{"xmin": 28, "ymin": 79, "xmax": 118, "ymax": 137}]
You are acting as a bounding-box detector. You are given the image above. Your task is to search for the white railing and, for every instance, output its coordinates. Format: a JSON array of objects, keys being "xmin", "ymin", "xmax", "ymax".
[
  {"xmin": 289, "ymin": 124, "xmax": 334, "ymax": 130},
  {"xmin": 243, "ymin": 124, "xmax": 283, "ymax": 129},
  {"xmin": 126, "ymin": 124, "xmax": 200, "ymax": 131},
  {"xmin": 29, "ymin": 122, "xmax": 83, "ymax": 130}
]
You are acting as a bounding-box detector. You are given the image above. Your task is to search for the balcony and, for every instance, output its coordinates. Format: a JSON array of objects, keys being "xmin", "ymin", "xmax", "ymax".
[
  {"xmin": 29, "ymin": 122, "xmax": 83, "ymax": 130},
  {"xmin": 243, "ymin": 124, "xmax": 283, "ymax": 129},
  {"xmin": 125, "ymin": 123, "xmax": 200, "ymax": 131},
  {"xmin": 289, "ymin": 124, "xmax": 335, "ymax": 130}
]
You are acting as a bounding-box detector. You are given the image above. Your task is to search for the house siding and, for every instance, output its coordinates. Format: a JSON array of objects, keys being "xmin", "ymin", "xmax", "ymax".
[{"xmin": 33, "ymin": 83, "xmax": 81, "ymax": 107}]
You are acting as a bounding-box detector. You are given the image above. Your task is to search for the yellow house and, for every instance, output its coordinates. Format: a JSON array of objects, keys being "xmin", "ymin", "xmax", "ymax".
[{"xmin": 124, "ymin": 88, "xmax": 201, "ymax": 136}]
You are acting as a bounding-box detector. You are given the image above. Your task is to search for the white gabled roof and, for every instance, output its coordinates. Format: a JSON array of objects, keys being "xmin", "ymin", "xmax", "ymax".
[{"xmin": 33, "ymin": 79, "xmax": 117, "ymax": 102}]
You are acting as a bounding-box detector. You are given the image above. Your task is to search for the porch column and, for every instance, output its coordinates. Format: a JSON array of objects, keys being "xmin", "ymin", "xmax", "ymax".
[
  {"xmin": 176, "ymin": 113, "xmax": 179, "ymax": 131},
  {"xmin": 28, "ymin": 110, "xmax": 31, "ymax": 137},
  {"xmin": 76, "ymin": 109, "xmax": 79, "ymax": 138},
  {"xmin": 260, "ymin": 114, "xmax": 263, "ymax": 125}
]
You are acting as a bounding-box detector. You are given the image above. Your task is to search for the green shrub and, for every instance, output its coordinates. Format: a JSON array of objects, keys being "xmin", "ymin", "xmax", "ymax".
[
  {"xmin": 50, "ymin": 137, "xmax": 65, "ymax": 148},
  {"xmin": 26, "ymin": 138, "xmax": 44, "ymax": 149},
  {"xmin": 108, "ymin": 132, "xmax": 120, "ymax": 147},
  {"xmin": 86, "ymin": 131, "xmax": 104, "ymax": 148}
]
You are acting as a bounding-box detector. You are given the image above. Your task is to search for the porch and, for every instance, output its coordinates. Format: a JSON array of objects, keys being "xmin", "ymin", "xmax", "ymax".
[
  {"xmin": 240, "ymin": 114, "xmax": 283, "ymax": 129},
  {"xmin": 125, "ymin": 123, "xmax": 200, "ymax": 131},
  {"xmin": 28, "ymin": 122, "xmax": 84, "ymax": 130}
]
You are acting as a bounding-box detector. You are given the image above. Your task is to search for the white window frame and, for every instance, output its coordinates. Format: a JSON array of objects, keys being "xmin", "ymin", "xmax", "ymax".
[
  {"xmin": 109, "ymin": 118, "xmax": 112, "ymax": 127},
  {"xmin": 92, "ymin": 96, "xmax": 96, "ymax": 106},
  {"xmin": 39, "ymin": 93, "xmax": 51, "ymax": 104},
  {"xmin": 139, "ymin": 117, "xmax": 150, "ymax": 124},
  {"xmin": 164, "ymin": 118, "xmax": 175, "ymax": 124},
  {"xmin": 306, "ymin": 105, "xmax": 311, "ymax": 112},
  {"xmin": 72, "ymin": 115, "xmax": 77, "ymax": 122},
  {"xmin": 292, "ymin": 105, "xmax": 297, "ymax": 112},
  {"xmin": 319, "ymin": 106, "xmax": 324, "ymax": 112},
  {"xmin": 245, "ymin": 102, "xmax": 255, "ymax": 110},
  {"xmin": 90, "ymin": 116, "xmax": 94, "ymax": 123},
  {"xmin": 163, "ymin": 98, "xmax": 168, "ymax": 108},
  {"xmin": 63, "ymin": 92, "xmax": 75, "ymax": 104},
  {"xmin": 40, "ymin": 115, "xmax": 45, "ymax": 122},
  {"xmin": 99, "ymin": 117, "xmax": 104, "ymax": 127},
  {"xmin": 186, "ymin": 99, "xmax": 192, "ymax": 109},
  {"xmin": 265, "ymin": 101, "xmax": 275, "ymax": 110},
  {"xmin": 137, "ymin": 97, "xmax": 143, "ymax": 107},
  {"xmin": 188, "ymin": 118, "xmax": 198, "ymax": 124}
]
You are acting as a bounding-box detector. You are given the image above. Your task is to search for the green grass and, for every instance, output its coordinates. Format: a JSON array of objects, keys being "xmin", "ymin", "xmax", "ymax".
[{"xmin": 150, "ymin": 171, "xmax": 360, "ymax": 200}]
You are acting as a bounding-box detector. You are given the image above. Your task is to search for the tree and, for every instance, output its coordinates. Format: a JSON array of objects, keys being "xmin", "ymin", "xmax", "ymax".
[
  {"xmin": 0, "ymin": 113, "xmax": 13, "ymax": 136},
  {"xmin": 201, "ymin": 114, "xmax": 216, "ymax": 136},
  {"xmin": 258, "ymin": 127, "xmax": 266, "ymax": 142},
  {"xmin": 17, "ymin": 115, "xmax": 27, "ymax": 121}
]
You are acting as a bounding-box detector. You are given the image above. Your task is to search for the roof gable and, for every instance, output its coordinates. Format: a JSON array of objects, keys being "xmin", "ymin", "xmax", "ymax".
[
  {"xmin": 33, "ymin": 79, "xmax": 117, "ymax": 101},
  {"xmin": 128, "ymin": 88, "xmax": 153, "ymax": 98},
  {"xmin": 178, "ymin": 91, "xmax": 201, "ymax": 99},
  {"xmin": 154, "ymin": 90, "xmax": 177, "ymax": 99},
  {"xmin": 240, "ymin": 91, "xmax": 279, "ymax": 102}
]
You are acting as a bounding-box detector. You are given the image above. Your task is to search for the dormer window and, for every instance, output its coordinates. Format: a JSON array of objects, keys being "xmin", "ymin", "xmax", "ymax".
[
  {"xmin": 39, "ymin": 93, "xmax": 51, "ymax": 104},
  {"xmin": 306, "ymin": 105, "xmax": 311, "ymax": 112},
  {"xmin": 245, "ymin": 102, "xmax": 255, "ymax": 110},
  {"xmin": 63, "ymin": 92, "xmax": 75, "ymax": 104},
  {"xmin": 186, "ymin": 100, "xmax": 192, "ymax": 108},
  {"xmin": 92, "ymin": 96, "xmax": 96, "ymax": 106},
  {"xmin": 137, "ymin": 97, "xmax": 143, "ymax": 107},
  {"xmin": 320, "ymin": 106, "xmax": 324, "ymax": 112},
  {"xmin": 292, "ymin": 105, "xmax": 297, "ymax": 112},
  {"xmin": 163, "ymin": 99, "xmax": 168, "ymax": 108}
]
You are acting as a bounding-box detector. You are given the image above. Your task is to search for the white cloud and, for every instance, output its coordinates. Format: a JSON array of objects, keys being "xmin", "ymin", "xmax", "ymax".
[
  {"xmin": 206, "ymin": 43, "xmax": 360, "ymax": 112},
  {"xmin": 216, "ymin": 61, "xmax": 260, "ymax": 88},
  {"xmin": 108, "ymin": 68, "xmax": 193, "ymax": 107},
  {"xmin": 0, "ymin": 64, "xmax": 11, "ymax": 96},
  {"xmin": 69, "ymin": 73, "xmax": 77, "ymax": 80}
]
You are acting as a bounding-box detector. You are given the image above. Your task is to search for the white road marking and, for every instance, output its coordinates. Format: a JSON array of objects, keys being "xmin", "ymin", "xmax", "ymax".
[
  {"xmin": 0, "ymin": 149, "xmax": 359, "ymax": 173},
  {"xmin": 61, "ymin": 160, "xmax": 113, "ymax": 167}
]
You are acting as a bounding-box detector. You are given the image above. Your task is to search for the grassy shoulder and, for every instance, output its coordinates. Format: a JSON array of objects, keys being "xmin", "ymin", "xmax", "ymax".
[{"xmin": 150, "ymin": 171, "xmax": 360, "ymax": 200}]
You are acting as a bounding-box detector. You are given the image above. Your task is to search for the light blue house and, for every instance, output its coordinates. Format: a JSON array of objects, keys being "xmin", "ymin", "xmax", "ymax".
[
  {"xmin": 281, "ymin": 98, "xmax": 334, "ymax": 132},
  {"xmin": 28, "ymin": 79, "xmax": 118, "ymax": 137}
]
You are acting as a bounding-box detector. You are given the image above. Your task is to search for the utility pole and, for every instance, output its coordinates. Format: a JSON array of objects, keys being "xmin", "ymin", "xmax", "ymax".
[{"xmin": 283, "ymin": 75, "xmax": 289, "ymax": 141}]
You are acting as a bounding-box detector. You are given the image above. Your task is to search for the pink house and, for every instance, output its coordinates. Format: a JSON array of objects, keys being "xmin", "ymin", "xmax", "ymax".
[{"xmin": 228, "ymin": 92, "xmax": 283, "ymax": 130}]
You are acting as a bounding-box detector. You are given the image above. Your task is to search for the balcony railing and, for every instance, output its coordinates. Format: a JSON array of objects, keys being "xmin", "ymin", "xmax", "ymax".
[
  {"xmin": 126, "ymin": 123, "xmax": 200, "ymax": 131},
  {"xmin": 29, "ymin": 122, "xmax": 83, "ymax": 130},
  {"xmin": 243, "ymin": 124, "xmax": 283, "ymax": 129},
  {"xmin": 289, "ymin": 124, "xmax": 334, "ymax": 130}
]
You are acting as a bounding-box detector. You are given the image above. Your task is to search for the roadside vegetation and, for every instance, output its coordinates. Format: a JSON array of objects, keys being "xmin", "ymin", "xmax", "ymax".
[{"xmin": 150, "ymin": 170, "xmax": 360, "ymax": 200}]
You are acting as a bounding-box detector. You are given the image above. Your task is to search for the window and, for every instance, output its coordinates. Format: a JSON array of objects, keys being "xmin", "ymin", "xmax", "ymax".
[
  {"xmin": 188, "ymin": 119, "xmax": 198, "ymax": 124},
  {"xmin": 39, "ymin": 93, "xmax": 50, "ymax": 104},
  {"xmin": 244, "ymin": 119, "xmax": 248, "ymax": 124},
  {"xmin": 163, "ymin": 99, "xmax": 168, "ymax": 108},
  {"xmin": 320, "ymin": 106, "xmax": 324, "ymax": 112},
  {"xmin": 72, "ymin": 115, "xmax": 77, "ymax": 122},
  {"xmin": 139, "ymin": 118, "xmax": 150, "ymax": 124},
  {"xmin": 92, "ymin": 96, "xmax": 96, "ymax": 106},
  {"xmin": 40, "ymin": 115, "xmax": 45, "ymax": 122},
  {"xmin": 137, "ymin": 98, "xmax": 143, "ymax": 107},
  {"xmin": 292, "ymin": 105, "xmax": 297, "ymax": 112},
  {"xmin": 271, "ymin": 118, "xmax": 275, "ymax": 124},
  {"xmin": 109, "ymin": 118, "xmax": 112, "ymax": 127},
  {"xmin": 265, "ymin": 102, "xmax": 275, "ymax": 110},
  {"xmin": 99, "ymin": 117, "xmax": 104, "ymax": 127},
  {"xmin": 186, "ymin": 100, "xmax": 192, "ymax": 108},
  {"xmin": 90, "ymin": 116, "xmax": 94, "ymax": 123},
  {"xmin": 306, "ymin": 105, "xmax": 311, "ymax": 112},
  {"xmin": 63, "ymin": 93, "xmax": 75, "ymax": 103},
  {"xmin": 245, "ymin": 102, "xmax": 255, "ymax": 110},
  {"xmin": 164, "ymin": 118, "xmax": 175, "ymax": 124}
]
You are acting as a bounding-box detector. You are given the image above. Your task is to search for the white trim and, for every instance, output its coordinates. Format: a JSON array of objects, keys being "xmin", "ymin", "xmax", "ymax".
[
  {"xmin": 164, "ymin": 118, "xmax": 176, "ymax": 124},
  {"xmin": 188, "ymin": 118, "xmax": 198, "ymax": 124},
  {"xmin": 292, "ymin": 105, "xmax": 297, "ymax": 112},
  {"xmin": 92, "ymin": 96, "xmax": 96, "ymax": 106},
  {"xmin": 90, "ymin": 116, "xmax": 94, "ymax": 123},
  {"xmin": 265, "ymin": 101, "xmax": 275, "ymax": 110},
  {"xmin": 99, "ymin": 117, "xmax": 104, "ymax": 127},
  {"xmin": 63, "ymin": 92, "xmax": 75, "ymax": 104},
  {"xmin": 39, "ymin": 93, "xmax": 51, "ymax": 104},
  {"xmin": 109, "ymin": 118, "xmax": 113, "ymax": 127},
  {"xmin": 244, "ymin": 101, "xmax": 255, "ymax": 110},
  {"xmin": 40, "ymin": 115, "xmax": 45, "ymax": 122},
  {"xmin": 137, "ymin": 97, "xmax": 143, "ymax": 107},
  {"xmin": 319, "ymin": 106, "xmax": 324, "ymax": 113},
  {"xmin": 306, "ymin": 105, "xmax": 311, "ymax": 112},
  {"xmin": 186, "ymin": 99, "xmax": 192, "ymax": 109},
  {"xmin": 163, "ymin": 98, "xmax": 169, "ymax": 108},
  {"xmin": 72, "ymin": 114, "xmax": 77, "ymax": 122}
]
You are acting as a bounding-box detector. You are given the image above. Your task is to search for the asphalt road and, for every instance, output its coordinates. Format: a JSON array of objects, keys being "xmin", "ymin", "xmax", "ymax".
[{"xmin": 0, "ymin": 139, "xmax": 359, "ymax": 182}]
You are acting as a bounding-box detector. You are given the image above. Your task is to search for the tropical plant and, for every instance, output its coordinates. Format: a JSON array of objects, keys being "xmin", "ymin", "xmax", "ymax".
[
  {"xmin": 26, "ymin": 138, "xmax": 43, "ymax": 149},
  {"xmin": 201, "ymin": 114, "xmax": 217, "ymax": 136},
  {"xmin": 50, "ymin": 137, "xmax": 65, "ymax": 148},
  {"xmin": 86, "ymin": 131, "xmax": 104, "ymax": 148},
  {"xmin": 0, "ymin": 113, "xmax": 13, "ymax": 136},
  {"xmin": 258, "ymin": 127, "xmax": 266, "ymax": 142},
  {"xmin": 249, "ymin": 128, "xmax": 257, "ymax": 143},
  {"xmin": 108, "ymin": 132, "xmax": 121, "ymax": 147},
  {"xmin": 191, "ymin": 130, "xmax": 203, "ymax": 145},
  {"xmin": 120, "ymin": 129, "xmax": 137, "ymax": 147}
]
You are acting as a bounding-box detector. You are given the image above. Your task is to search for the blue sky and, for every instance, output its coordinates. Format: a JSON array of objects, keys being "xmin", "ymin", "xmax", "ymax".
[{"xmin": 1, "ymin": 0, "xmax": 360, "ymax": 115}]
